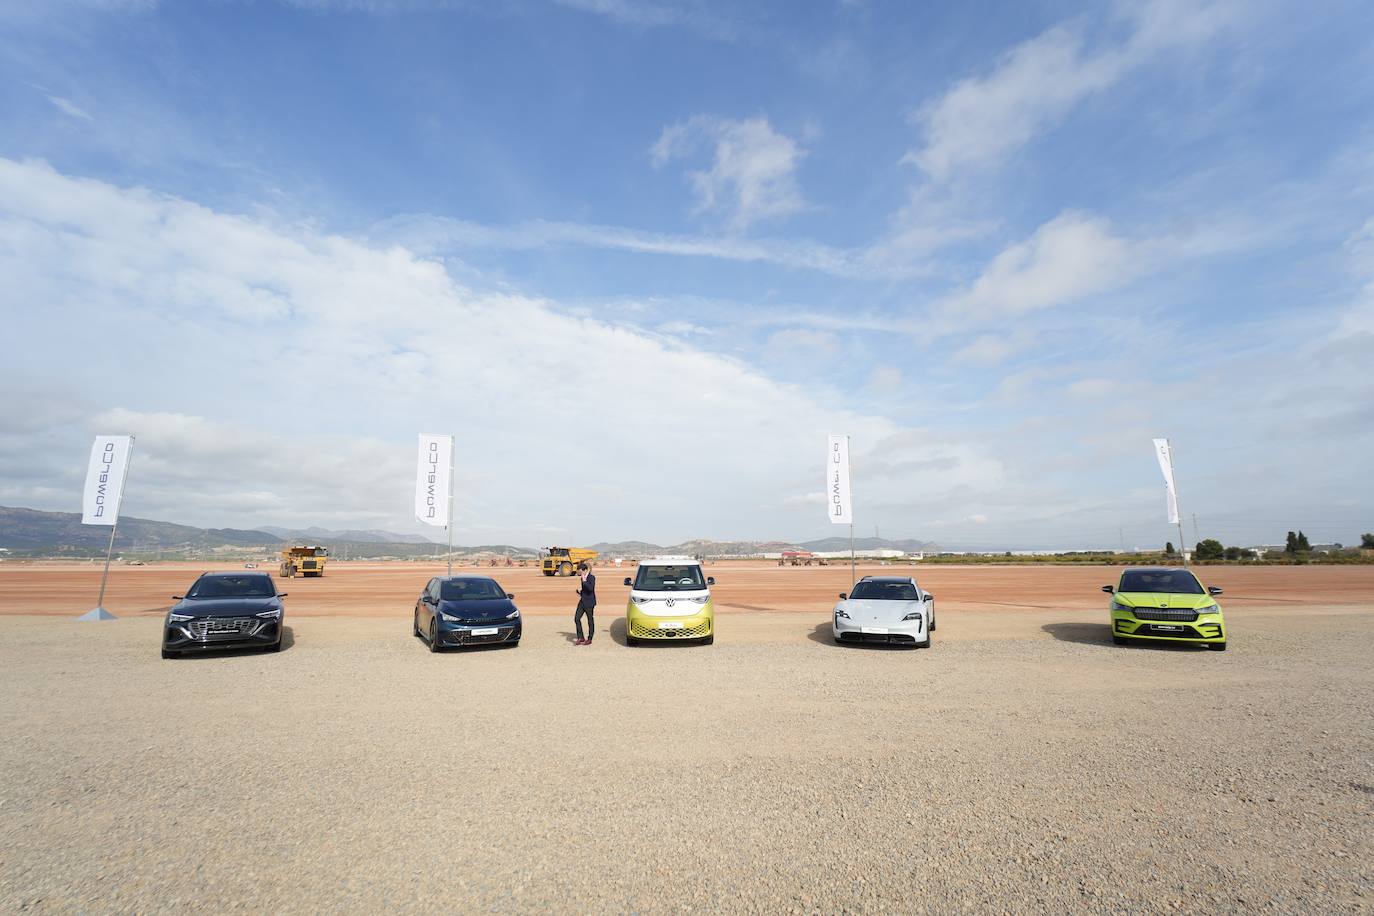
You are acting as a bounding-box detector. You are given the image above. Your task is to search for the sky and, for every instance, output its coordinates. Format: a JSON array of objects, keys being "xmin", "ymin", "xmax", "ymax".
[{"xmin": 1, "ymin": 0, "xmax": 1372, "ymax": 550}]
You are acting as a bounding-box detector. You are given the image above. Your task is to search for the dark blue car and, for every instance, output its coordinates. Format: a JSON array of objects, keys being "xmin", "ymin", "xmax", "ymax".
[
  {"xmin": 162, "ymin": 571, "xmax": 286, "ymax": 658},
  {"xmin": 413, "ymin": 576, "xmax": 521, "ymax": 652}
]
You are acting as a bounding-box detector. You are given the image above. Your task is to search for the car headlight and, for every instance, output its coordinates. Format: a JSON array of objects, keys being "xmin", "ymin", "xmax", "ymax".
[
  {"xmin": 168, "ymin": 612, "xmax": 193, "ymax": 622},
  {"xmin": 835, "ymin": 607, "xmax": 850, "ymax": 619},
  {"xmin": 506, "ymin": 609, "xmax": 520, "ymax": 619},
  {"xmin": 687, "ymin": 596, "xmax": 709, "ymax": 604},
  {"xmin": 1196, "ymin": 603, "xmax": 1219, "ymax": 615},
  {"xmin": 1111, "ymin": 601, "xmax": 1132, "ymax": 613},
  {"xmin": 902, "ymin": 611, "xmax": 923, "ymax": 621},
  {"xmin": 255, "ymin": 609, "xmax": 282, "ymax": 619},
  {"xmin": 440, "ymin": 612, "xmax": 461, "ymax": 622}
]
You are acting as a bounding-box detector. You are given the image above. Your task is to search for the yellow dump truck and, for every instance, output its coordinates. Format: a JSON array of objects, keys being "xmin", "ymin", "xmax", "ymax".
[
  {"xmin": 540, "ymin": 547, "xmax": 599, "ymax": 577},
  {"xmin": 279, "ymin": 545, "xmax": 328, "ymax": 578}
]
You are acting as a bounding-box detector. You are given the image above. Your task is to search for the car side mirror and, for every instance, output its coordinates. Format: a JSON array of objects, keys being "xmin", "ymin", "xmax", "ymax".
[
  {"xmin": 506, "ymin": 593, "xmax": 515, "ymax": 599},
  {"xmin": 1101, "ymin": 585, "xmax": 1114, "ymax": 593},
  {"xmin": 925, "ymin": 593, "xmax": 934, "ymax": 601},
  {"xmin": 277, "ymin": 593, "xmax": 288, "ymax": 598},
  {"xmin": 1208, "ymin": 586, "xmax": 1223, "ymax": 596},
  {"xmin": 838, "ymin": 592, "xmax": 847, "ymax": 600},
  {"xmin": 171, "ymin": 595, "xmax": 183, "ymax": 600},
  {"xmin": 707, "ymin": 576, "xmax": 715, "ymax": 585},
  {"xmin": 623, "ymin": 577, "xmax": 632, "ymax": 586}
]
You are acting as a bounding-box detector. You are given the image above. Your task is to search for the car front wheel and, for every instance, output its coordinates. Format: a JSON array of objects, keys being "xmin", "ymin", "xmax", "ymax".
[{"xmin": 429, "ymin": 620, "xmax": 441, "ymax": 653}]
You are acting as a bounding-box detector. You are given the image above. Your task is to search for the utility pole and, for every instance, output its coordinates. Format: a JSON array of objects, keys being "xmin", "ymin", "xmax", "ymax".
[{"xmin": 1192, "ymin": 513, "xmax": 1200, "ymax": 547}]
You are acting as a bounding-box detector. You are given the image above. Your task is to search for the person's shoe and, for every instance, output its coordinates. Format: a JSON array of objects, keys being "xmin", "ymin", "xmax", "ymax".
[{"xmin": 574, "ymin": 638, "xmax": 586, "ymax": 646}]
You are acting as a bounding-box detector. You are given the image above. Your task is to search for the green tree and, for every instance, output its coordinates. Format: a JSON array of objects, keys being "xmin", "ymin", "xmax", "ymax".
[
  {"xmin": 1165, "ymin": 541, "xmax": 1176, "ymax": 555},
  {"xmin": 1194, "ymin": 539, "xmax": 1224, "ymax": 560},
  {"xmin": 1297, "ymin": 530, "xmax": 1311, "ymax": 551},
  {"xmin": 1361, "ymin": 533, "xmax": 1374, "ymax": 549},
  {"xmin": 1223, "ymin": 546, "xmax": 1241, "ymax": 561},
  {"xmin": 1285, "ymin": 531, "xmax": 1298, "ymax": 554}
]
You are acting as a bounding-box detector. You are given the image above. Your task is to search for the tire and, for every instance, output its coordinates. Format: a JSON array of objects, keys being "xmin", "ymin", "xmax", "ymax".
[
  {"xmin": 429, "ymin": 620, "xmax": 441, "ymax": 653},
  {"xmin": 161, "ymin": 648, "xmax": 178, "ymax": 659},
  {"xmin": 1112, "ymin": 635, "xmax": 1128, "ymax": 646},
  {"xmin": 929, "ymin": 611, "xmax": 936, "ymax": 632},
  {"xmin": 269, "ymin": 637, "xmax": 283, "ymax": 653},
  {"xmin": 559, "ymin": 562, "xmax": 573, "ymax": 576},
  {"xmin": 916, "ymin": 637, "xmax": 931, "ymax": 649},
  {"xmin": 413, "ymin": 609, "xmax": 422, "ymax": 638},
  {"xmin": 542, "ymin": 570, "xmax": 554, "ymax": 577},
  {"xmin": 1207, "ymin": 642, "xmax": 1227, "ymax": 652},
  {"xmin": 626, "ymin": 634, "xmax": 638, "ymax": 647},
  {"xmin": 703, "ymin": 633, "xmax": 714, "ymax": 646}
]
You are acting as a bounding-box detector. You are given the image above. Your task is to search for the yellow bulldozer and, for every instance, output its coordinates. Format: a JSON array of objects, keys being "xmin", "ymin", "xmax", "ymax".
[
  {"xmin": 540, "ymin": 546, "xmax": 599, "ymax": 577},
  {"xmin": 279, "ymin": 545, "xmax": 328, "ymax": 578}
]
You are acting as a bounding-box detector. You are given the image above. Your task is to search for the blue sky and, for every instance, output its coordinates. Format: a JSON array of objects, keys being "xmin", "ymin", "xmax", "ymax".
[{"xmin": 1, "ymin": 0, "xmax": 1371, "ymax": 549}]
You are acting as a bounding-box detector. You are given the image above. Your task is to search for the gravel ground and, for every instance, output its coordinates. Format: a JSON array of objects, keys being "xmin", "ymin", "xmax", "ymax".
[{"xmin": 1, "ymin": 608, "xmax": 1370, "ymax": 913}]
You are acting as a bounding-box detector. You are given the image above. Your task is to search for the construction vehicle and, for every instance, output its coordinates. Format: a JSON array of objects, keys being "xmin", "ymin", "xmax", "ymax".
[
  {"xmin": 279, "ymin": 545, "xmax": 328, "ymax": 578},
  {"xmin": 540, "ymin": 546, "xmax": 599, "ymax": 576}
]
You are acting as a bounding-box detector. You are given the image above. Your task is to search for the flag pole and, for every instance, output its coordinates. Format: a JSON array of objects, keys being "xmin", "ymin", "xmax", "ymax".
[
  {"xmin": 93, "ymin": 436, "xmax": 135, "ymax": 617},
  {"xmin": 446, "ymin": 434, "xmax": 454, "ymax": 576},
  {"xmin": 849, "ymin": 521, "xmax": 855, "ymax": 587},
  {"xmin": 1169, "ymin": 439, "xmax": 1188, "ymax": 567}
]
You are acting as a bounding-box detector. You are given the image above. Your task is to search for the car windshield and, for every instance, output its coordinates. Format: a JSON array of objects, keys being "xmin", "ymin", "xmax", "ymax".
[
  {"xmin": 187, "ymin": 575, "xmax": 275, "ymax": 598},
  {"xmin": 439, "ymin": 578, "xmax": 507, "ymax": 600},
  {"xmin": 633, "ymin": 565, "xmax": 706, "ymax": 591},
  {"xmin": 849, "ymin": 580, "xmax": 920, "ymax": 600},
  {"xmin": 1119, "ymin": 570, "xmax": 1204, "ymax": 594}
]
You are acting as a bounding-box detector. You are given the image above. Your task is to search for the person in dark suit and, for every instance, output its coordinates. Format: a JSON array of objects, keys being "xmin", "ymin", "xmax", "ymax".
[{"xmin": 574, "ymin": 562, "xmax": 597, "ymax": 645}]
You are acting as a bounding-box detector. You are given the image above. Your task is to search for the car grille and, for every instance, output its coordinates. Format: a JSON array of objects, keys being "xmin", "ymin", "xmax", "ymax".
[
  {"xmin": 188, "ymin": 618, "xmax": 256, "ymax": 640},
  {"xmin": 838, "ymin": 632, "xmax": 917, "ymax": 645},
  {"xmin": 443, "ymin": 627, "xmax": 513, "ymax": 645},
  {"xmin": 1130, "ymin": 608, "xmax": 1199, "ymax": 622},
  {"xmin": 631, "ymin": 620, "xmax": 710, "ymax": 639}
]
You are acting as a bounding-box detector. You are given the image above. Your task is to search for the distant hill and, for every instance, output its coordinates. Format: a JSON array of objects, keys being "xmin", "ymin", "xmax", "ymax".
[
  {"xmin": 259, "ymin": 525, "xmax": 436, "ymax": 545},
  {"xmin": 586, "ymin": 536, "xmax": 937, "ymax": 557},
  {"xmin": 0, "ymin": 506, "xmax": 280, "ymax": 553},
  {"xmin": 0, "ymin": 506, "xmax": 932, "ymax": 559}
]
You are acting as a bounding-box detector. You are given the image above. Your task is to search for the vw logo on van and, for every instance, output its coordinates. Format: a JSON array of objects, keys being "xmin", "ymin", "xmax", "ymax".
[{"xmin": 665, "ymin": 598, "xmax": 676, "ymax": 607}]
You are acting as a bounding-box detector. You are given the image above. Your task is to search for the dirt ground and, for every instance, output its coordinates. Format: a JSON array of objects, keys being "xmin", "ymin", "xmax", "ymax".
[
  {"xmin": 1, "ymin": 600, "xmax": 1371, "ymax": 913},
  {"xmin": 2, "ymin": 560, "xmax": 1371, "ymax": 617}
]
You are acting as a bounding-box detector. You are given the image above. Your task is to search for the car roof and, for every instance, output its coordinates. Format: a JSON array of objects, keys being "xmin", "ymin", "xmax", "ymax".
[
  {"xmin": 200, "ymin": 570, "xmax": 271, "ymax": 577},
  {"xmin": 1120, "ymin": 567, "xmax": 1194, "ymax": 575},
  {"xmin": 641, "ymin": 555, "xmax": 701, "ymax": 566},
  {"xmin": 857, "ymin": 575, "xmax": 916, "ymax": 583},
  {"xmin": 437, "ymin": 575, "xmax": 500, "ymax": 582}
]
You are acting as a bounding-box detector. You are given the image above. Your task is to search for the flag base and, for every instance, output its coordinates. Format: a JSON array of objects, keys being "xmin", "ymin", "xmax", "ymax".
[{"xmin": 77, "ymin": 607, "xmax": 117, "ymax": 621}]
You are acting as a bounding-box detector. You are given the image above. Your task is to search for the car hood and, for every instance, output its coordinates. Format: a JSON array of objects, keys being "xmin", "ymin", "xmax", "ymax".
[
  {"xmin": 171, "ymin": 598, "xmax": 281, "ymax": 618},
  {"xmin": 437, "ymin": 598, "xmax": 517, "ymax": 623},
  {"xmin": 1113, "ymin": 592, "xmax": 1217, "ymax": 610},
  {"xmin": 839, "ymin": 599, "xmax": 925, "ymax": 623}
]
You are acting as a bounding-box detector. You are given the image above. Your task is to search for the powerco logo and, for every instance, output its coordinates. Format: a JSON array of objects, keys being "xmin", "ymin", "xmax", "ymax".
[
  {"xmin": 423, "ymin": 441, "xmax": 441, "ymax": 519},
  {"xmin": 91, "ymin": 442, "xmax": 116, "ymax": 518},
  {"xmin": 830, "ymin": 440, "xmax": 846, "ymax": 519}
]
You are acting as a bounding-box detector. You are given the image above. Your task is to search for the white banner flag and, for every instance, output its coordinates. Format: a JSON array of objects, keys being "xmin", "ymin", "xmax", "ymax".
[
  {"xmin": 827, "ymin": 434, "xmax": 853, "ymax": 525},
  {"xmin": 415, "ymin": 434, "xmax": 453, "ymax": 527},
  {"xmin": 82, "ymin": 435, "xmax": 134, "ymax": 526},
  {"xmin": 1152, "ymin": 438, "xmax": 1180, "ymax": 524}
]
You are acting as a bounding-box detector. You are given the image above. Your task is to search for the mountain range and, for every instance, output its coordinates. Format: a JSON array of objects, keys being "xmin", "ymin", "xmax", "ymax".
[{"xmin": 0, "ymin": 506, "xmax": 935, "ymax": 558}]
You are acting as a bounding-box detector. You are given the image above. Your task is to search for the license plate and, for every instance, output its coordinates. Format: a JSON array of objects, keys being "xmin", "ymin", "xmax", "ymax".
[
  {"xmin": 1153, "ymin": 625, "xmax": 1183, "ymax": 632},
  {"xmin": 659, "ymin": 621, "xmax": 682, "ymax": 629},
  {"xmin": 861, "ymin": 627, "xmax": 889, "ymax": 635},
  {"xmin": 470, "ymin": 627, "xmax": 499, "ymax": 636}
]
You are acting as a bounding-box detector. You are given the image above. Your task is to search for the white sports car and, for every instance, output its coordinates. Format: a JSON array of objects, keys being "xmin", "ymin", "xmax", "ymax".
[{"xmin": 832, "ymin": 575, "xmax": 935, "ymax": 648}]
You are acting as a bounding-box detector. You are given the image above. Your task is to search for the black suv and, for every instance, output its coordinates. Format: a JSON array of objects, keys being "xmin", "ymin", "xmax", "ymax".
[{"xmin": 162, "ymin": 571, "xmax": 286, "ymax": 658}]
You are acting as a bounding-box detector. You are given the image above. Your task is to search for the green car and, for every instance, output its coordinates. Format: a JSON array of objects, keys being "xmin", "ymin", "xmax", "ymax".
[{"xmin": 1102, "ymin": 567, "xmax": 1227, "ymax": 651}]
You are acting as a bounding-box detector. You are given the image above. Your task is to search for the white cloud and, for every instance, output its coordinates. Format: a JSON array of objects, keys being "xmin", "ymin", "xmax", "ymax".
[
  {"xmin": 0, "ymin": 158, "xmax": 1015, "ymax": 542},
  {"xmin": 907, "ymin": 0, "xmax": 1244, "ymax": 180},
  {"xmin": 47, "ymin": 96, "xmax": 93, "ymax": 121},
  {"xmin": 940, "ymin": 212, "xmax": 1134, "ymax": 322},
  {"xmin": 651, "ymin": 115, "xmax": 807, "ymax": 231}
]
